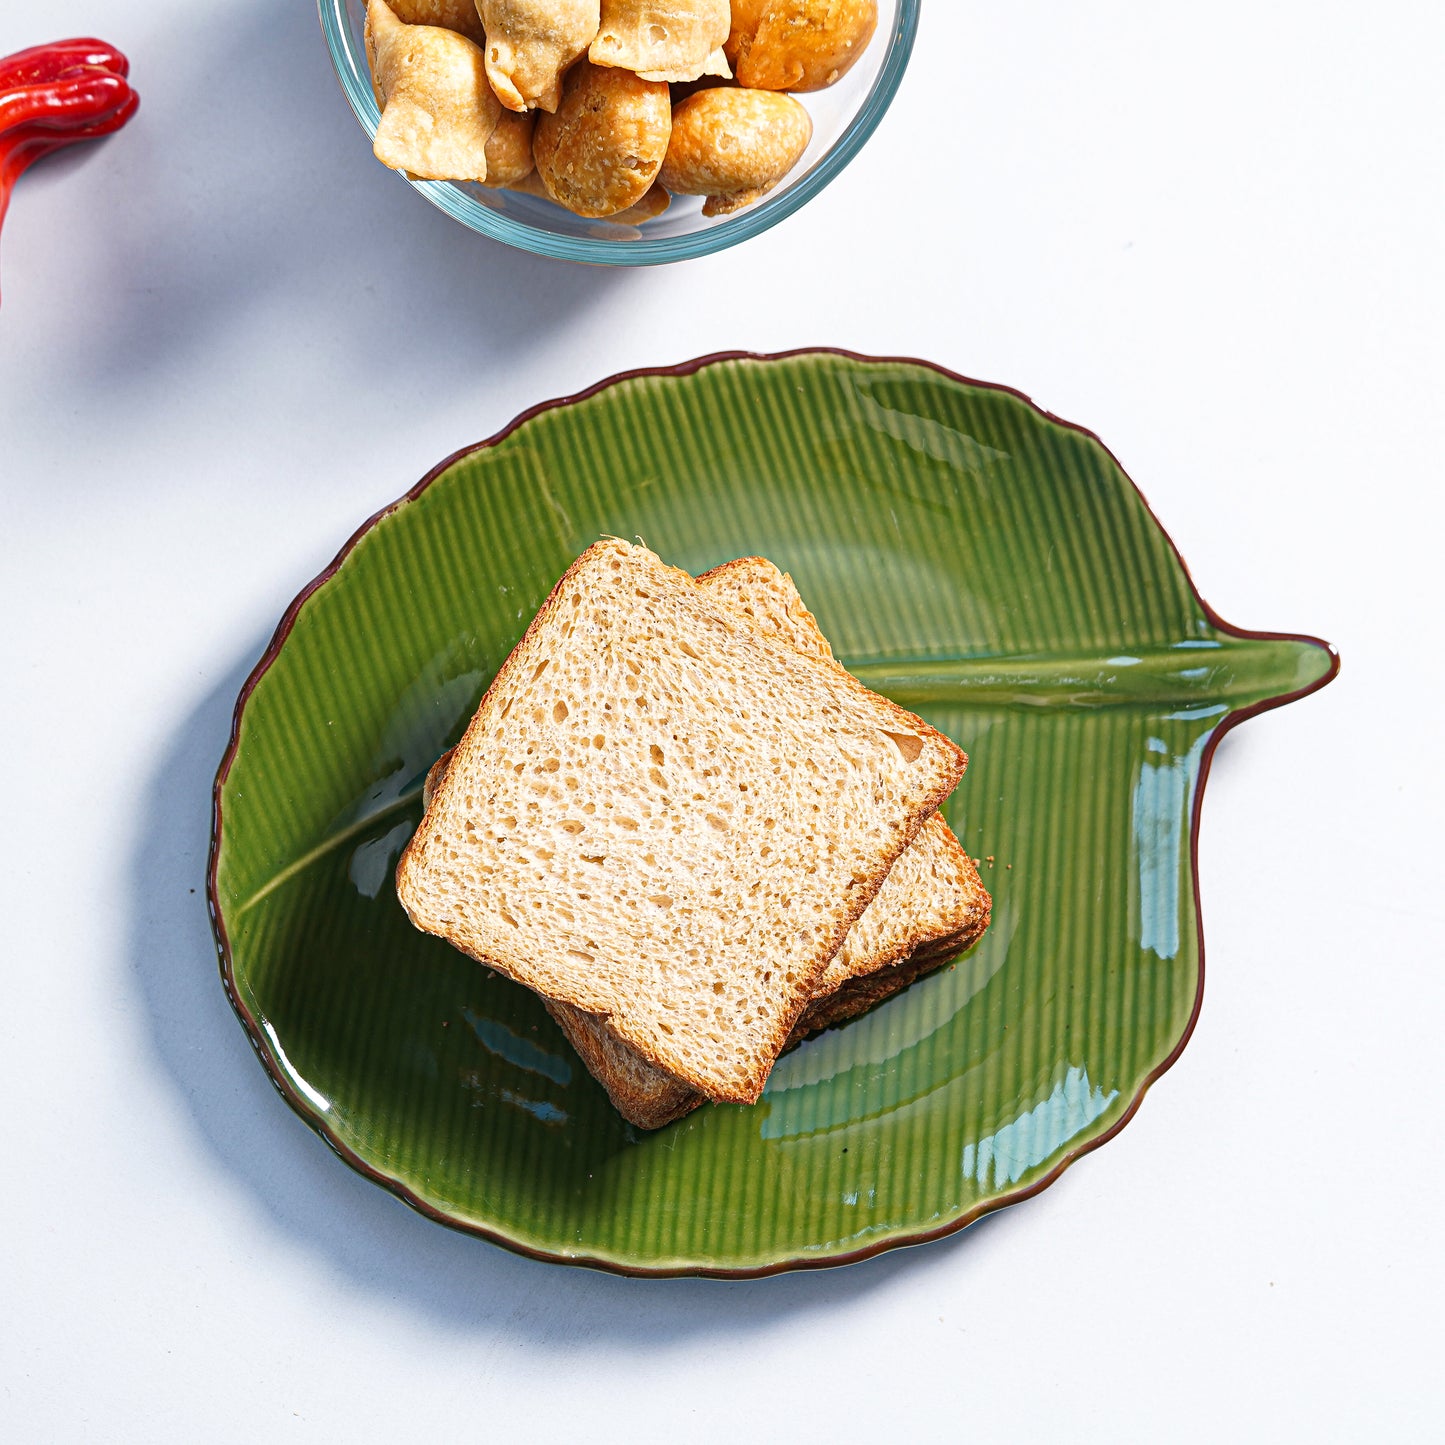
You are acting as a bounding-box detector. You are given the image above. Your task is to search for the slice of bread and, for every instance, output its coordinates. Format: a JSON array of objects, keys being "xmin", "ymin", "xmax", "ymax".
[
  {"xmin": 418, "ymin": 556, "xmax": 991, "ymax": 1128},
  {"xmin": 395, "ymin": 539, "xmax": 967, "ymax": 1104}
]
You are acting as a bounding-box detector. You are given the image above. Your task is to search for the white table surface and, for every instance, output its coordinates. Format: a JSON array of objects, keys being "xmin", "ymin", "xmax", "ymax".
[{"xmin": 2, "ymin": 2, "xmax": 1440, "ymax": 1440}]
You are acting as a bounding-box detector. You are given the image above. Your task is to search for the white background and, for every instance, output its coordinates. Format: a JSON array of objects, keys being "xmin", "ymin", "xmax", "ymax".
[{"xmin": 2, "ymin": 2, "xmax": 1440, "ymax": 1440}]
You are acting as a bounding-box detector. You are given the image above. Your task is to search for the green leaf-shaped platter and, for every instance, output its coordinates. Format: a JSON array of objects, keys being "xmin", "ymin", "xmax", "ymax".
[{"xmin": 210, "ymin": 351, "xmax": 1337, "ymax": 1276}]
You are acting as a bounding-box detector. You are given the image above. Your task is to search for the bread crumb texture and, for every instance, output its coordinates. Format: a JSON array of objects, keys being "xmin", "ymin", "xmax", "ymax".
[{"xmin": 395, "ymin": 540, "xmax": 965, "ymax": 1103}]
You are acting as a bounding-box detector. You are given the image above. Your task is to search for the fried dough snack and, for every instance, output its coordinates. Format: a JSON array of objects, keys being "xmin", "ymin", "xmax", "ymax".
[
  {"xmin": 477, "ymin": 0, "xmax": 600, "ymax": 112},
  {"xmin": 659, "ymin": 86, "xmax": 811, "ymax": 215},
  {"xmin": 534, "ymin": 60, "xmax": 671, "ymax": 216},
  {"xmin": 366, "ymin": 0, "xmax": 499, "ymax": 181},
  {"xmin": 385, "ymin": 0, "xmax": 486, "ymax": 44},
  {"xmin": 726, "ymin": 0, "xmax": 878, "ymax": 92},
  {"xmin": 589, "ymin": 1, "xmax": 732, "ymax": 84}
]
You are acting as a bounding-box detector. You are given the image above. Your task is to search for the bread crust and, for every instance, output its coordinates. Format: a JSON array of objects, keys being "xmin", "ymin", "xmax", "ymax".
[
  {"xmin": 791, "ymin": 857, "xmax": 992, "ymax": 1039},
  {"xmin": 545, "ymin": 1000, "xmax": 703, "ymax": 1129}
]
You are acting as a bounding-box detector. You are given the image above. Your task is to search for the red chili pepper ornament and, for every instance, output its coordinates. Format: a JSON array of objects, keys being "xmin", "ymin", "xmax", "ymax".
[{"xmin": 0, "ymin": 37, "xmax": 138, "ymax": 303}]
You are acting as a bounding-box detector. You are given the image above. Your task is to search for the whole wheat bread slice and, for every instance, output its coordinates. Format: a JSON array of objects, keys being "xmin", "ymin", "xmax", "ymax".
[
  {"xmin": 395, "ymin": 539, "xmax": 966, "ymax": 1104},
  {"xmin": 418, "ymin": 556, "xmax": 990, "ymax": 1127}
]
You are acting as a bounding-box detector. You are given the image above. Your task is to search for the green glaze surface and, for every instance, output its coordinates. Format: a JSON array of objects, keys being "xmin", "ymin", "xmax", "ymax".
[{"xmin": 210, "ymin": 352, "xmax": 1336, "ymax": 1275}]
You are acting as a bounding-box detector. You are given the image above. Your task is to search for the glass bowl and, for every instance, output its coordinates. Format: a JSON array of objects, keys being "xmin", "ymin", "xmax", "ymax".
[{"xmin": 318, "ymin": 1, "xmax": 919, "ymax": 265}]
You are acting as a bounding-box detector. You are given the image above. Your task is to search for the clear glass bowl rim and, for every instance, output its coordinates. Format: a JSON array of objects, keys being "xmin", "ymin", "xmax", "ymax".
[{"xmin": 317, "ymin": 0, "xmax": 921, "ymax": 266}]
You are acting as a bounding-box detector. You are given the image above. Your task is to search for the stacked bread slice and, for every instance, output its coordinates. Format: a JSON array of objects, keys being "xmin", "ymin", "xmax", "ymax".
[{"xmin": 396, "ymin": 540, "xmax": 989, "ymax": 1126}]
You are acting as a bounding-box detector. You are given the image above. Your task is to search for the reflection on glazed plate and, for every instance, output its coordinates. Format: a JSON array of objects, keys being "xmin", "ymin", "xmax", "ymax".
[{"xmin": 209, "ymin": 350, "xmax": 1338, "ymax": 1277}]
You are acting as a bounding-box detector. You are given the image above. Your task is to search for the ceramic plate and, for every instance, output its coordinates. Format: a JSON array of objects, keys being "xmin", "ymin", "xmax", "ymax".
[{"xmin": 209, "ymin": 351, "xmax": 1336, "ymax": 1276}]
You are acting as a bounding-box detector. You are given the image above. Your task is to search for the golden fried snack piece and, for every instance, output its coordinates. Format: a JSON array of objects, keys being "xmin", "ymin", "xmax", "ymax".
[
  {"xmin": 387, "ymin": 0, "xmax": 486, "ymax": 44},
  {"xmin": 590, "ymin": 1, "xmax": 731, "ymax": 84},
  {"xmin": 659, "ymin": 86, "xmax": 811, "ymax": 215},
  {"xmin": 481, "ymin": 106, "xmax": 537, "ymax": 186},
  {"xmin": 534, "ymin": 61, "xmax": 671, "ymax": 217},
  {"xmin": 366, "ymin": 0, "xmax": 500, "ymax": 181},
  {"xmin": 477, "ymin": 0, "xmax": 600, "ymax": 112},
  {"xmin": 726, "ymin": 0, "xmax": 878, "ymax": 92}
]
